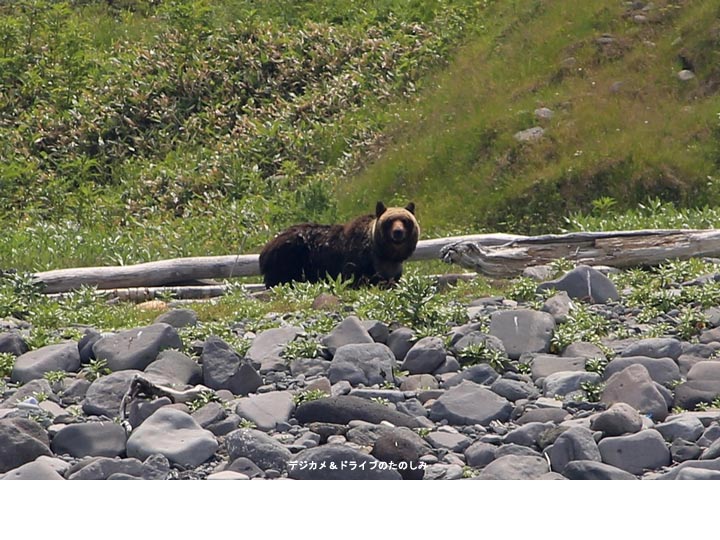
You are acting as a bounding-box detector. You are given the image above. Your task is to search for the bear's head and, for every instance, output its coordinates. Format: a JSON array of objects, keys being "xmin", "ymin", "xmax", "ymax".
[{"xmin": 372, "ymin": 201, "xmax": 420, "ymax": 261}]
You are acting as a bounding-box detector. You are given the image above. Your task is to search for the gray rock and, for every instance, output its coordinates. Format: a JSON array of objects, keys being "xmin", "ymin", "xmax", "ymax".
[
  {"xmin": 687, "ymin": 360, "xmax": 720, "ymax": 381},
  {"xmin": 51, "ymin": 422, "xmax": 127, "ymax": 458},
  {"xmin": 1, "ymin": 460, "xmax": 65, "ymax": 480},
  {"xmin": 290, "ymin": 358, "xmax": 331, "ymax": 378},
  {"xmin": 426, "ymin": 431, "xmax": 471, "ymax": 452},
  {"xmin": 598, "ymin": 430, "xmax": 671, "ymax": 475},
  {"xmin": 516, "ymin": 407, "xmax": 570, "ymax": 425},
  {"xmin": 604, "ymin": 356, "xmax": 680, "ymax": 386},
  {"xmin": 442, "ymin": 364, "xmax": 499, "ymax": 389},
  {"xmin": 464, "ymin": 441, "xmax": 498, "ymax": 468},
  {"xmin": 11, "ymin": 342, "xmax": 81, "ymax": 384},
  {"xmin": 328, "ymin": 343, "xmax": 395, "ymax": 386},
  {"xmin": 127, "ymin": 397, "xmax": 172, "ymax": 429},
  {"xmin": 399, "ymin": 374, "xmax": 438, "ymax": 392},
  {"xmin": 82, "ymin": 370, "xmax": 143, "ymax": 418},
  {"xmin": 429, "ymin": 380, "xmax": 512, "ymax": 426},
  {"xmin": 673, "ymin": 380, "xmax": 720, "ymax": 411},
  {"xmin": 361, "ymin": 321, "xmax": 390, "ymax": 344},
  {"xmin": 489, "ymin": 310, "xmax": 555, "ymax": 360},
  {"xmin": 225, "ymin": 428, "xmax": 293, "ymax": 471},
  {"xmin": 670, "ymin": 439, "xmax": 703, "ymax": 463},
  {"xmin": 140, "ymin": 453, "xmax": 171, "ymax": 480},
  {"xmin": 0, "ymin": 417, "xmax": 51, "ymax": 473},
  {"xmin": 452, "ymin": 331, "xmax": 506, "ymax": 356},
  {"xmin": 529, "ymin": 354, "xmax": 586, "ymax": 381},
  {"xmin": 78, "ymin": 329, "xmax": 101, "ymax": 364},
  {"xmin": 698, "ymin": 423, "xmax": 720, "ymax": 446},
  {"xmin": 654, "ymin": 415, "xmax": 705, "ymax": 443},
  {"xmin": 561, "ymin": 342, "xmax": 607, "ymax": 359},
  {"xmin": 653, "ymin": 457, "xmax": 720, "ymax": 480},
  {"xmin": 321, "ymin": 316, "xmax": 374, "ymax": 356},
  {"xmin": 144, "ymin": 349, "xmax": 202, "ymax": 387},
  {"xmin": 545, "ymin": 426, "xmax": 601, "ymax": 473},
  {"xmin": 126, "ymin": 408, "xmax": 218, "ymax": 467},
  {"xmin": 247, "ymin": 326, "xmax": 302, "ymax": 373},
  {"xmin": 503, "ymin": 421, "xmax": 553, "ymax": 447},
  {"xmin": 621, "ymin": 338, "xmax": 682, "ymax": 360},
  {"xmin": 699, "ymin": 327, "xmax": 720, "ymax": 344},
  {"xmin": 289, "ymin": 444, "xmax": 401, "ymax": 480},
  {"xmin": 93, "ymin": 323, "xmax": 182, "ymax": 372},
  {"xmin": 601, "ymin": 364, "xmax": 669, "ymax": 422},
  {"xmin": 676, "ymin": 468, "xmax": 720, "ymax": 480},
  {"xmin": 225, "ymin": 457, "xmax": 264, "ymax": 478},
  {"xmin": 534, "ymin": 107, "xmax": 555, "ymax": 120},
  {"xmin": 537, "ymin": 265, "xmax": 619, "ymax": 303},
  {"xmin": 543, "ymin": 371, "xmax": 601, "ymax": 398},
  {"xmin": 562, "ymin": 461, "xmax": 637, "ymax": 480},
  {"xmin": 67, "ymin": 457, "xmax": 143, "ymax": 480},
  {"xmin": 490, "ymin": 378, "xmax": 538, "ymax": 401},
  {"xmin": 387, "ymin": 327, "xmax": 415, "ymax": 361},
  {"xmin": 235, "ymin": 391, "xmax": 294, "ymax": 432},
  {"xmin": 476, "ymin": 455, "xmax": 550, "ymax": 479},
  {"xmin": 677, "ymin": 69, "xmax": 695, "ymax": 81},
  {"xmin": 371, "ymin": 429, "xmax": 428, "ymax": 480},
  {"xmin": 0, "ymin": 332, "xmax": 29, "ymax": 356},
  {"xmin": 191, "ymin": 401, "xmax": 227, "ymax": 428},
  {"xmin": 153, "ymin": 309, "xmax": 198, "ymax": 328},
  {"xmin": 541, "ymin": 291, "xmax": 573, "ymax": 323},
  {"xmin": 401, "ymin": 336, "xmax": 446, "ymax": 375},
  {"xmin": 523, "ymin": 265, "xmax": 555, "ymax": 281},
  {"xmin": 0, "ymin": 379, "xmax": 54, "ymax": 408},
  {"xmin": 513, "ymin": 126, "xmax": 545, "ymax": 142},
  {"xmin": 201, "ymin": 336, "xmax": 262, "ymax": 396},
  {"xmin": 294, "ymin": 395, "xmax": 422, "ymax": 428},
  {"xmin": 396, "ymin": 398, "xmax": 428, "ymax": 418},
  {"xmin": 348, "ymin": 388, "xmax": 406, "ymax": 403},
  {"xmin": 590, "ymin": 402, "xmax": 643, "ymax": 436},
  {"xmin": 700, "ymin": 438, "xmax": 720, "ymax": 460}
]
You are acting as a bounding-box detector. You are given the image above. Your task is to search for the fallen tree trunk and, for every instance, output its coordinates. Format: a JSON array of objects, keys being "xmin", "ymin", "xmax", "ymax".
[
  {"xmin": 441, "ymin": 228, "xmax": 720, "ymax": 278},
  {"xmin": 34, "ymin": 234, "xmax": 523, "ymax": 293}
]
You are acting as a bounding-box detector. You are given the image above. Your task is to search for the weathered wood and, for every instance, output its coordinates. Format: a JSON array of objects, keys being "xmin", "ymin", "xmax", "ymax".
[
  {"xmin": 33, "ymin": 234, "xmax": 523, "ymax": 293},
  {"xmin": 441, "ymin": 229, "xmax": 720, "ymax": 277}
]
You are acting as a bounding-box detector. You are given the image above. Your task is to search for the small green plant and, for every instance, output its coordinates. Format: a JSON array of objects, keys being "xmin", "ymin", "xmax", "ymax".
[
  {"xmin": 415, "ymin": 427, "xmax": 432, "ymax": 438},
  {"xmin": 32, "ymin": 391, "xmax": 50, "ymax": 403},
  {"xmin": 0, "ymin": 352, "xmax": 15, "ymax": 378},
  {"xmin": 550, "ymin": 258, "xmax": 575, "ymax": 276},
  {"xmin": 462, "ymin": 465, "xmax": 480, "ymax": 479},
  {"xmin": 676, "ymin": 307, "xmax": 708, "ymax": 341},
  {"xmin": 186, "ymin": 389, "xmax": 221, "ymax": 412},
  {"xmin": 282, "ymin": 338, "xmax": 321, "ymax": 362},
  {"xmin": 371, "ymin": 397, "xmax": 391, "ymax": 406},
  {"xmin": 584, "ymin": 357, "xmax": 608, "ymax": 375},
  {"xmin": 43, "ymin": 370, "xmax": 68, "ymax": 385},
  {"xmin": 239, "ymin": 418, "xmax": 257, "ymax": 429},
  {"xmin": 458, "ymin": 342, "xmax": 508, "ymax": 372},
  {"xmin": 83, "ymin": 358, "xmax": 111, "ymax": 382},
  {"xmin": 292, "ymin": 388, "xmax": 328, "ymax": 406},
  {"xmin": 579, "ymin": 381, "xmax": 604, "ymax": 402},
  {"xmin": 517, "ymin": 362, "xmax": 532, "ymax": 375},
  {"xmin": 507, "ymin": 277, "xmax": 538, "ymax": 302},
  {"xmin": 550, "ymin": 303, "xmax": 609, "ymax": 352}
]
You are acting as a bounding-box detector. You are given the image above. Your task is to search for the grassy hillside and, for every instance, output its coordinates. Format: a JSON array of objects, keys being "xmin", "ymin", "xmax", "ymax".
[
  {"xmin": 2, "ymin": 0, "xmax": 720, "ymax": 272},
  {"xmin": 339, "ymin": 0, "xmax": 720, "ymax": 235}
]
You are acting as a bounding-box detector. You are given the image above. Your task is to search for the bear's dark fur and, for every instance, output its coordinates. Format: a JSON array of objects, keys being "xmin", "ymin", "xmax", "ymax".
[{"xmin": 259, "ymin": 202, "xmax": 420, "ymax": 288}]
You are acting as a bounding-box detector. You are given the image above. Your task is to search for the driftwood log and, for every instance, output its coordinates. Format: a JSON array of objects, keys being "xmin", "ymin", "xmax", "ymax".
[
  {"xmin": 33, "ymin": 234, "xmax": 522, "ymax": 294},
  {"xmin": 441, "ymin": 229, "xmax": 720, "ymax": 278}
]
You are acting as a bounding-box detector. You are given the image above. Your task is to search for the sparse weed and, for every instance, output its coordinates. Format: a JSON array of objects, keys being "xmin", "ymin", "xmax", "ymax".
[
  {"xmin": 186, "ymin": 390, "xmax": 221, "ymax": 412},
  {"xmin": 293, "ymin": 389, "xmax": 328, "ymax": 406}
]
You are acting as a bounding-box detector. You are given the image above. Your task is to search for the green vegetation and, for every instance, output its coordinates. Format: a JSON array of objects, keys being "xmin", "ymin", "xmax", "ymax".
[
  {"xmin": 292, "ymin": 388, "xmax": 329, "ymax": 406},
  {"xmin": 186, "ymin": 389, "xmax": 221, "ymax": 412}
]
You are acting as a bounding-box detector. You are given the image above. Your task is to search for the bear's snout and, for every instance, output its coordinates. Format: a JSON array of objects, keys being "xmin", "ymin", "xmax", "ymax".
[{"xmin": 391, "ymin": 225, "xmax": 406, "ymax": 242}]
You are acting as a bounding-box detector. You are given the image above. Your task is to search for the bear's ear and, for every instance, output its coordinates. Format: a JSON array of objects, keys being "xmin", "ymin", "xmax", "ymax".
[
  {"xmin": 405, "ymin": 202, "xmax": 416, "ymax": 215},
  {"xmin": 375, "ymin": 201, "xmax": 387, "ymax": 218}
]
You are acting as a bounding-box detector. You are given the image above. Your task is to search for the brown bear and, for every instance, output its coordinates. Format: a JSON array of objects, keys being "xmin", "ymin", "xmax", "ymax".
[{"xmin": 259, "ymin": 201, "xmax": 420, "ymax": 288}]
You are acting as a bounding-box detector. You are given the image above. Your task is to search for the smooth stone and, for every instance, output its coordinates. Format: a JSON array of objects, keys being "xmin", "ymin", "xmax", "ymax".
[
  {"xmin": 0, "ymin": 417, "xmax": 52, "ymax": 474},
  {"xmin": 144, "ymin": 349, "xmax": 202, "ymax": 387},
  {"xmin": 288, "ymin": 444, "xmax": 401, "ymax": 480},
  {"xmin": 225, "ymin": 428, "xmax": 293, "ymax": 471},
  {"xmin": 400, "ymin": 336, "xmax": 446, "ymax": 375},
  {"xmin": 247, "ymin": 326, "xmax": 302, "ymax": 373},
  {"xmin": 201, "ymin": 336, "xmax": 262, "ymax": 396},
  {"xmin": 516, "ymin": 407, "xmax": 570, "ymax": 425},
  {"xmin": 464, "ymin": 441, "xmax": 498, "ymax": 468},
  {"xmin": 687, "ymin": 361, "xmax": 720, "ymax": 381},
  {"xmin": 654, "ymin": 415, "xmax": 705, "ymax": 443},
  {"xmin": 234, "ymin": 391, "xmax": 295, "ymax": 432},
  {"xmin": 536, "ymin": 265, "xmax": 619, "ymax": 304},
  {"xmin": 543, "ymin": 371, "xmax": 601, "ymax": 398},
  {"xmin": 328, "ymin": 343, "xmax": 395, "ymax": 386},
  {"xmin": 426, "ymin": 431, "xmax": 471, "ymax": 452},
  {"xmin": 598, "ymin": 430, "xmax": 671, "ymax": 475},
  {"xmin": 673, "ymin": 380, "xmax": 720, "ymax": 411},
  {"xmin": 590, "ymin": 403, "xmax": 643, "ymax": 436},
  {"xmin": 490, "ymin": 378, "xmax": 538, "ymax": 402},
  {"xmin": 620, "ymin": 338, "xmax": 682, "ymax": 360},
  {"xmin": 11, "ymin": 342, "xmax": 81, "ymax": 384},
  {"xmin": 371, "ymin": 429, "xmax": 427, "ymax": 480},
  {"xmin": 0, "ymin": 332, "xmax": 29, "ymax": 356},
  {"xmin": 82, "ymin": 370, "xmax": 143, "ymax": 418},
  {"xmin": 429, "ymin": 381, "xmax": 512, "ymax": 426},
  {"xmin": 93, "ymin": 323, "xmax": 182, "ymax": 372},
  {"xmin": 562, "ymin": 460, "xmax": 637, "ymax": 480},
  {"xmin": 153, "ymin": 309, "xmax": 198, "ymax": 329},
  {"xmin": 670, "ymin": 439, "xmax": 703, "ymax": 463},
  {"xmin": 561, "ymin": 342, "xmax": 606, "ymax": 359},
  {"xmin": 604, "ymin": 356, "xmax": 680, "ymax": 386},
  {"xmin": 541, "ymin": 291, "xmax": 573, "ymax": 323},
  {"xmin": 476, "ymin": 455, "xmax": 550, "ymax": 480},
  {"xmin": 489, "ymin": 310, "xmax": 555, "ymax": 360},
  {"xmin": 386, "ymin": 327, "xmax": 415, "ymax": 361},
  {"xmin": 320, "ymin": 316, "xmax": 374, "ymax": 356},
  {"xmin": 51, "ymin": 422, "xmax": 127, "ymax": 458},
  {"xmin": 294, "ymin": 395, "xmax": 422, "ymax": 428},
  {"xmin": 1, "ymin": 460, "xmax": 65, "ymax": 480},
  {"xmin": 545, "ymin": 426, "xmax": 601, "ymax": 473},
  {"xmin": 442, "ymin": 364, "xmax": 499, "ymax": 389},
  {"xmin": 601, "ymin": 364, "xmax": 669, "ymax": 421},
  {"xmin": 399, "ymin": 374, "xmax": 438, "ymax": 392},
  {"xmin": 126, "ymin": 408, "xmax": 218, "ymax": 467},
  {"xmin": 503, "ymin": 421, "xmax": 554, "ymax": 448},
  {"xmin": 529, "ymin": 355, "xmax": 586, "ymax": 381}
]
